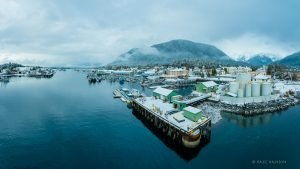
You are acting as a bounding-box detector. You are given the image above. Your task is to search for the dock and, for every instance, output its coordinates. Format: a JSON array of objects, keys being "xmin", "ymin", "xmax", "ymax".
[
  {"xmin": 113, "ymin": 88, "xmax": 143, "ymax": 104},
  {"xmin": 132, "ymin": 97, "xmax": 211, "ymax": 148}
]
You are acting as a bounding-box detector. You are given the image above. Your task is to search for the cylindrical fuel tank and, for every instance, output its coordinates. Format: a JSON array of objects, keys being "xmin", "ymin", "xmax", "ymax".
[{"xmin": 251, "ymin": 82, "xmax": 261, "ymax": 97}]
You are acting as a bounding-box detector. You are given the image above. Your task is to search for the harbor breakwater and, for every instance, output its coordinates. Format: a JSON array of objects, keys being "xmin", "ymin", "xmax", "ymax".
[{"xmin": 206, "ymin": 97, "xmax": 299, "ymax": 116}]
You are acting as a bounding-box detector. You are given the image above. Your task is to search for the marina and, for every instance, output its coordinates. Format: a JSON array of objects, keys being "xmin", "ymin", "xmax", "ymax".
[
  {"xmin": 0, "ymin": 64, "xmax": 56, "ymax": 80},
  {"xmin": 113, "ymin": 88, "xmax": 143, "ymax": 104},
  {"xmin": 1, "ymin": 62, "xmax": 300, "ymax": 167},
  {"xmin": 0, "ymin": 70, "xmax": 299, "ymax": 169}
]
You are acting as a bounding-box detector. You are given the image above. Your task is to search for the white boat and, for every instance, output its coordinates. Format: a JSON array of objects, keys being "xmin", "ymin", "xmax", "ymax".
[
  {"xmin": 121, "ymin": 88, "xmax": 129, "ymax": 92},
  {"xmin": 130, "ymin": 89, "xmax": 142, "ymax": 97},
  {"xmin": 113, "ymin": 89, "xmax": 122, "ymax": 98},
  {"xmin": 120, "ymin": 97, "xmax": 126, "ymax": 102}
]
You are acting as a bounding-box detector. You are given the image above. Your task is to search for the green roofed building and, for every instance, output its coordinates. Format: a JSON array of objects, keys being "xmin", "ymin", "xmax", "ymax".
[
  {"xmin": 183, "ymin": 106, "xmax": 203, "ymax": 122},
  {"xmin": 153, "ymin": 87, "xmax": 178, "ymax": 102},
  {"xmin": 172, "ymin": 98, "xmax": 188, "ymax": 110},
  {"xmin": 196, "ymin": 81, "xmax": 218, "ymax": 93}
]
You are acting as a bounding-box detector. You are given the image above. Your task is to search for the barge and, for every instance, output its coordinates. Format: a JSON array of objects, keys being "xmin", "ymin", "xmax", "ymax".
[{"xmin": 132, "ymin": 96, "xmax": 211, "ymax": 148}]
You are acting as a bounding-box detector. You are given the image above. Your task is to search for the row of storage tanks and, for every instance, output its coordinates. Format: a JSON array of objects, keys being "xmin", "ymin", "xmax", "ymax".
[{"xmin": 229, "ymin": 73, "xmax": 272, "ymax": 98}]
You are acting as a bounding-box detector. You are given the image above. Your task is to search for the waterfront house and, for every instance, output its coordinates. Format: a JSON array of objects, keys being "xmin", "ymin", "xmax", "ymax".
[
  {"xmin": 196, "ymin": 81, "xmax": 218, "ymax": 93},
  {"xmin": 161, "ymin": 67, "xmax": 189, "ymax": 79},
  {"xmin": 153, "ymin": 87, "xmax": 178, "ymax": 102},
  {"xmin": 183, "ymin": 106, "xmax": 203, "ymax": 122},
  {"xmin": 253, "ymin": 74, "xmax": 270, "ymax": 82}
]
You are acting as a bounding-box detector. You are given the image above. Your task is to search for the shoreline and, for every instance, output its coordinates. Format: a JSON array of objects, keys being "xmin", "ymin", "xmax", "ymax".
[{"xmin": 205, "ymin": 97, "xmax": 299, "ymax": 116}]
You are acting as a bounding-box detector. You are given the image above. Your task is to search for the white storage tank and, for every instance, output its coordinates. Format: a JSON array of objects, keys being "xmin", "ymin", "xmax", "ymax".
[
  {"xmin": 251, "ymin": 82, "xmax": 261, "ymax": 97},
  {"xmin": 261, "ymin": 82, "xmax": 272, "ymax": 96},
  {"xmin": 245, "ymin": 83, "xmax": 252, "ymax": 97},
  {"xmin": 229, "ymin": 82, "xmax": 239, "ymax": 94},
  {"xmin": 239, "ymin": 82, "xmax": 246, "ymax": 91},
  {"xmin": 236, "ymin": 73, "xmax": 251, "ymax": 83},
  {"xmin": 238, "ymin": 89, "xmax": 244, "ymax": 98}
]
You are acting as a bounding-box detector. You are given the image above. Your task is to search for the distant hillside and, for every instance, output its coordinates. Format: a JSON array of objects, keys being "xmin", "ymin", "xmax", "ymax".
[
  {"xmin": 0, "ymin": 63, "xmax": 23, "ymax": 70},
  {"xmin": 246, "ymin": 54, "xmax": 273, "ymax": 66},
  {"xmin": 110, "ymin": 39, "xmax": 232, "ymax": 66},
  {"xmin": 277, "ymin": 52, "xmax": 300, "ymax": 67}
]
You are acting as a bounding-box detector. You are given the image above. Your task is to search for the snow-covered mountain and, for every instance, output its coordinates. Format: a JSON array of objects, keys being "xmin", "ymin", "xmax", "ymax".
[{"xmin": 110, "ymin": 39, "xmax": 232, "ymax": 65}]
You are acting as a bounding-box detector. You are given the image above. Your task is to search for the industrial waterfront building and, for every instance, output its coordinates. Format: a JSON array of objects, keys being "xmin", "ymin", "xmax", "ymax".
[
  {"xmin": 195, "ymin": 81, "xmax": 218, "ymax": 94},
  {"xmin": 221, "ymin": 73, "xmax": 279, "ymax": 104},
  {"xmin": 132, "ymin": 90, "xmax": 211, "ymax": 148}
]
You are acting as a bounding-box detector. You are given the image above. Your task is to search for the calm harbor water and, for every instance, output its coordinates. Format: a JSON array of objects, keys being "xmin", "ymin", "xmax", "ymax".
[{"xmin": 0, "ymin": 70, "xmax": 299, "ymax": 169}]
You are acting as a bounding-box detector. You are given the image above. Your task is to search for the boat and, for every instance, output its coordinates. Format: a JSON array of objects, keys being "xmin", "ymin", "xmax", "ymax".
[
  {"xmin": 113, "ymin": 89, "xmax": 122, "ymax": 98},
  {"xmin": 148, "ymin": 85, "xmax": 160, "ymax": 89},
  {"xmin": 120, "ymin": 97, "xmax": 126, "ymax": 102},
  {"xmin": 127, "ymin": 93, "xmax": 134, "ymax": 97},
  {"xmin": 130, "ymin": 89, "xmax": 142, "ymax": 98},
  {"xmin": 121, "ymin": 88, "xmax": 129, "ymax": 92}
]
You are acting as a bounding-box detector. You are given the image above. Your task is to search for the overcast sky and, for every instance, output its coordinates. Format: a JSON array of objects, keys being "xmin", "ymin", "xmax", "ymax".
[{"xmin": 0, "ymin": 0, "xmax": 299, "ymax": 66}]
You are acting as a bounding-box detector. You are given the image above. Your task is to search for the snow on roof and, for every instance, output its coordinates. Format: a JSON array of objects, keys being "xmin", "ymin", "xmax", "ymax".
[
  {"xmin": 147, "ymin": 76, "xmax": 159, "ymax": 80},
  {"xmin": 173, "ymin": 113, "xmax": 185, "ymax": 122},
  {"xmin": 135, "ymin": 97, "xmax": 208, "ymax": 132},
  {"xmin": 144, "ymin": 70, "xmax": 156, "ymax": 74},
  {"xmin": 201, "ymin": 81, "xmax": 218, "ymax": 88},
  {"xmin": 170, "ymin": 68, "xmax": 184, "ymax": 71},
  {"xmin": 226, "ymin": 92, "xmax": 237, "ymax": 97},
  {"xmin": 254, "ymin": 74, "xmax": 269, "ymax": 80},
  {"xmin": 184, "ymin": 106, "xmax": 201, "ymax": 114},
  {"xmin": 165, "ymin": 79, "xmax": 179, "ymax": 82},
  {"xmin": 112, "ymin": 70, "xmax": 133, "ymax": 74},
  {"xmin": 153, "ymin": 87, "xmax": 173, "ymax": 96},
  {"xmin": 188, "ymin": 76, "xmax": 201, "ymax": 80}
]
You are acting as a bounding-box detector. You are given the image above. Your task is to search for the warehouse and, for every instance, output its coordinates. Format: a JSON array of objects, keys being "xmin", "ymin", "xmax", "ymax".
[
  {"xmin": 196, "ymin": 81, "xmax": 218, "ymax": 93},
  {"xmin": 183, "ymin": 106, "xmax": 203, "ymax": 122},
  {"xmin": 153, "ymin": 87, "xmax": 178, "ymax": 102}
]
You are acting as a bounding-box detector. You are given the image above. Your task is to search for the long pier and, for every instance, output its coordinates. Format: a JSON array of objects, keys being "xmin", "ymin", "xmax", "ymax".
[{"xmin": 132, "ymin": 97, "xmax": 211, "ymax": 148}]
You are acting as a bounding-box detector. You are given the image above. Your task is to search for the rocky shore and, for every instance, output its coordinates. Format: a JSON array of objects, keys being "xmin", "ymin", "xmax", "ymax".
[
  {"xmin": 205, "ymin": 97, "xmax": 299, "ymax": 116},
  {"xmin": 197, "ymin": 103, "xmax": 222, "ymax": 124}
]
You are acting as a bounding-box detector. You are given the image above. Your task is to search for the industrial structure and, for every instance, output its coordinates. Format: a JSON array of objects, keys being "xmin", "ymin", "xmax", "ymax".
[
  {"xmin": 195, "ymin": 81, "xmax": 218, "ymax": 93},
  {"xmin": 132, "ymin": 88, "xmax": 211, "ymax": 148},
  {"xmin": 221, "ymin": 73, "xmax": 278, "ymax": 104}
]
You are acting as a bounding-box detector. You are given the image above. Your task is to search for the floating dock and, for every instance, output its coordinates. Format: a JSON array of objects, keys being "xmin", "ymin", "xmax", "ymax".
[
  {"xmin": 113, "ymin": 88, "xmax": 143, "ymax": 104},
  {"xmin": 132, "ymin": 97, "xmax": 211, "ymax": 148}
]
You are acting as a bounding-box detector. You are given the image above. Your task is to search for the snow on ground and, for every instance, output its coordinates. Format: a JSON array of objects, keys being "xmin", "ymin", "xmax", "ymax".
[
  {"xmin": 274, "ymin": 82, "xmax": 300, "ymax": 94},
  {"xmin": 198, "ymin": 103, "xmax": 222, "ymax": 124}
]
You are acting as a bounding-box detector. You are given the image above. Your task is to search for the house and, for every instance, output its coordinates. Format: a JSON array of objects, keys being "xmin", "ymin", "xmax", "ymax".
[
  {"xmin": 253, "ymin": 74, "xmax": 270, "ymax": 82},
  {"xmin": 196, "ymin": 81, "xmax": 218, "ymax": 93},
  {"xmin": 183, "ymin": 106, "xmax": 203, "ymax": 122},
  {"xmin": 153, "ymin": 87, "xmax": 178, "ymax": 102}
]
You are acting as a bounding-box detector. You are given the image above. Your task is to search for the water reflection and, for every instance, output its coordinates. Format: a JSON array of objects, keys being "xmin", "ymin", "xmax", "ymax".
[
  {"xmin": 0, "ymin": 76, "xmax": 55, "ymax": 87},
  {"xmin": 132, "ymin": 109, "xmax": 209, "ymax": 161},
  {"xmin": 0, "ymin": 81, "xmax": 9, "ymax": 87},
  {"xmin": 221, "ymin": 112, "xmax": 276, "ymax": 128}
]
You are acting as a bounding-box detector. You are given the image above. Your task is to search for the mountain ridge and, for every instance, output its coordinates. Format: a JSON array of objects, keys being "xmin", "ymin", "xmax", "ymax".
[
  {"xmin": 110, "ymin": 39, "xmax": 232, "ymax": 66},
  {"xmin": 276, "ymin": 51, "xmax": 300, "ymax": 67}
]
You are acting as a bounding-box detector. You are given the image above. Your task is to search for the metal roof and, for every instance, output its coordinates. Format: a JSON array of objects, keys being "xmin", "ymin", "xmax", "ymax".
[
  {"xmin": 201, "ymin": 81, "xmax": 218, "ymax": 88},
  {"xmin": 183, "ymin": 106, "xmax": 201, "ymax": 114},
  {"xmin": 153, "ymin": 87, "xmax": 173, "ymax": 96},
  {"xmin": 254, "ymin": 74, "xmax": 269, "ymax": 80}
]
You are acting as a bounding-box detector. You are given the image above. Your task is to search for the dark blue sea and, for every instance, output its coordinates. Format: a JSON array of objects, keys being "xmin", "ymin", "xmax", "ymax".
[{"xmin": 0, "ymin": 70, "xmax": 299, "ymax": 169}]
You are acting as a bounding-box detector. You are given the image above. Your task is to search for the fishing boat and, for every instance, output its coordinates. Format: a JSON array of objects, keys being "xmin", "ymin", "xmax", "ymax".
[
  {"xmin": 120, "ymin": 97, "xmax": 126, "ymax": 102},
  {"xmin": 113, "ymin": 89, "xmax": 122, "ymax": 98}
]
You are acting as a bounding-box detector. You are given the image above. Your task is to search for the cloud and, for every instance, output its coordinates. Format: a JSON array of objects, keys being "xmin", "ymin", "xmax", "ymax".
[
  {"xmin": 215, "ymin": 33, "xmax": 298, "ymax": 60},
  {"xmin": 0, "ymin": 0, "xmax": 299, "ymax": 66}
]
